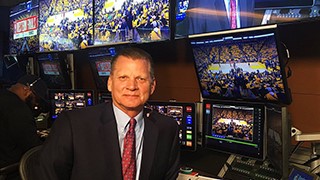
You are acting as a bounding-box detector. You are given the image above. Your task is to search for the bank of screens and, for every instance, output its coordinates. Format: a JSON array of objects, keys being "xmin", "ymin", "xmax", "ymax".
[
  {"xmin": 190, "ymin": 25, "xmax": 292, "ymax": 105},
  {"xmin": 146, "ymin": 101, "xmax": 197, "ymax": 151},
  {"xmin": 38, "ymin": 0, "xmax": 93, "ymax": 51},
  {"xmin": 9, "ymin": 0, "xmax": 39, "ymax": 54},
  {"xmin": 203, "ymin": 100, "xmax": 266, "ymax": 160},
  {"xmin": 48, "ymin": 89, "xmax": 94, "ymax": 121},
  {"xmin": 36, "ymin": 52, "xmax": 71, "ymax": 89},
  {"xmin": 94, "ymin": 0, "xmax": 171, "ymax": 45}
]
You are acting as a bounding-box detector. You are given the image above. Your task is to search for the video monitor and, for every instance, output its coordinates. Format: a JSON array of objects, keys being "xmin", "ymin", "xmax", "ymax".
[
  {"xmin": 202, "ymin": 100, "xmax": 266, "ymax": 160},
  {"xmin": 48, "ymin": 89, "xmax": 94, "ymax": 122},
  {"xmin": 39, "ymin": 0, "xmax": 93, "ymax": 51},
  {"xmin": 3, "ymin": 55, "xmax": 19, "ymax": 69},
  {"xmin": 36, "ymin": 52, "xmax": 71, "ymax": 89},
  {"xmin": 93, "ymin": 0, "xmax": 171, "ymax": 45},
  {"xmin": 266, "ymin": 104, "xmax": 291, "ymax": 179},
  {"xmin": 174, "ymin": 0, "xmax": 316, "ymax": 37},
  {"xmin": 9, "ymin": 0, "xmax": 39, "ymax": 54},
  {"xmin": 146, "ymin": 101, "xmax": 197, "ymax": 151},
  {"xmin": 87, "ymin": 45, "xmax": 127, "ymax": 90},
  {"xmin": 189, "ymin": 25, "xmax": 292, "ymax": 105}
]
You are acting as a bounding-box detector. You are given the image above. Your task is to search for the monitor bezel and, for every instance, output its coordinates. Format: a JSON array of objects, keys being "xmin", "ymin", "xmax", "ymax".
[
  {"xmin": 36, "ymin": 52, "xmax": 72, "ymax": 89},
  {"xmin": 202, "ymin": 99, "xmax": 267, "ymax": 160},
  {"xmin": 254, "ymin": 0, "xmax": 315, "ymax": 10}
]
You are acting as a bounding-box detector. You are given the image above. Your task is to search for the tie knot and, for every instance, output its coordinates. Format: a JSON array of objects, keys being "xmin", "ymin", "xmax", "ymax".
[{"xmin": 130, "ymin": 118, "xmax": 136, "ymax": 127}]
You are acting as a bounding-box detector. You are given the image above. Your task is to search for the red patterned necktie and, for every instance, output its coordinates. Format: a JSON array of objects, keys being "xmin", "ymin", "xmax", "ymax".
[
  {"xmin": 230, "ymin": 0, "xmax": 237, "ymax": 29},
  {"xmin": 122, "ymin": 118, "xmax": 136, "ymax": 180}
]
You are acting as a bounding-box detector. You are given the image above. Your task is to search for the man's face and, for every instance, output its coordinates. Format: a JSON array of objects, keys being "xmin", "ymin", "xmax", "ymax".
[
  {"xmin": 108, "ymin": 55, "xmax": 156, "ymax": 116},
  {"xmin": 25, "ymin": 92, "xmax": 38, "ymax": 110}
]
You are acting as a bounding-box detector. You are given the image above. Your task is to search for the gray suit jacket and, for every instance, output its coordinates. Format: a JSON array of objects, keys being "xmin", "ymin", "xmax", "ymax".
[{"xmin": 38, "ymin": 102, "xmax": 180, "ymax": 180}]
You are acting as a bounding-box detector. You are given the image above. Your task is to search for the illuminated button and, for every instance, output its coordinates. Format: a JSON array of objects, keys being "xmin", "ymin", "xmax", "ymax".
[
  {"xmin": 186, "ymin": 106, "xmax": 192, "ymax": 112},
  {"xmin": 186, "ymin": 134, "xmax": 192, "ymax": 140},
  {"xmin": 186, "ymin": 115, "xmax": 192, "ymax": 125},
  {"xmin": 186, "ymin": 130, "xmax": 192, "ymax": 134},
  {"xmin": 206, "ymin": 103, "xmax": 210, "ymax": 109},
  {"xmin": 186, "ymin": 141, "xmax": 192, "ymax": 147}
]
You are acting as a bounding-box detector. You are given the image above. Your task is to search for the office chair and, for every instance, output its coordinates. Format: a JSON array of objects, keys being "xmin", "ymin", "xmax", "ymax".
[
  {"xmin": 0, "ymin": 162, "xmax": 19, "ymax": 180},
  {"xmin": 19, "ymin": 145, "xmax": 42, "ymax": 180}
]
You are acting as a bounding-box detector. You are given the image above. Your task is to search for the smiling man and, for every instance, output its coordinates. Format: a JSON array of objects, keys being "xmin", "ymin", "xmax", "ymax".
[{"xmin": 39, "ymin": 47, "xmax": 180, "ymax": 180}]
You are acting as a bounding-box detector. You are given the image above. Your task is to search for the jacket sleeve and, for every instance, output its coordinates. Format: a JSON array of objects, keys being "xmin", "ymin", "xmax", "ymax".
[
  {"xmin": 38, "ymin": 111, "xmax": 74, "ymax": 180},
  {"xmin": 165, "ymin": 122, "xmax": 180, "ymax": 180}
]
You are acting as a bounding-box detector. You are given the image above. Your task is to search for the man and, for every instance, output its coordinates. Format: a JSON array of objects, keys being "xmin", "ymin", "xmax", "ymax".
[
  {"xmin": 176, "ymin": 0, "xmax": 255, "ymax": 36},
  {"xmin": 0, "ymin": 75, "xmax": 48, "ymax": 179},
  {"xmin": 39, "ymin": 47, "xmax": 180, "ymax": 180}
]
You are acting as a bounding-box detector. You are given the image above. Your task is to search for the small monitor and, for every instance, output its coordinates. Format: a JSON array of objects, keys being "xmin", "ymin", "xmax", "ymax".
[
  {"xmin": 189, "ymin": 25, "xmax": 292, "ymax": 105},
  {"xmin": 93, "ymin": 0, "xmax": 171, "ymax": 45},
  {"xmin": 146, "ymin": 101, "xmax": 197, "ymax": 151},
  {"xmin": 9, "ymin": 0, "xmax": 39, "ymax": 54},
  {"xmin": 48, "ymin": 89, "xmax": 94, "ymax": 122},
  {"xmin": 289, "ymin": 165, "xmax": 320, "ymax": 180},
  {"xmin": 3, "ymin": 55, "xmax": 18, "ymax": 69},
  {"xmin": 36, "ymin": 52, "xmax": 71, "ymax": 89},
  {"xmin": 87, "ymin": 45, "xmax": 127, "ymax": 90},
  {"xmin": 202, "ymin": 100, "xmax": 266, "ymax": 160}
]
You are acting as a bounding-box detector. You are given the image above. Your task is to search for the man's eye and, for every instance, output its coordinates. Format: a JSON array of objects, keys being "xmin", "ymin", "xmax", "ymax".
[
  {"xmin": 137, "ymin": 77, "xmax": 146, "ymax": 82},
  {"xmin": 119, "ymin": 76, "xmax": 127, "ymax": 80}
]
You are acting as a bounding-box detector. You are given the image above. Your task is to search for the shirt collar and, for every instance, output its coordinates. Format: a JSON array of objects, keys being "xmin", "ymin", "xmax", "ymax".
[{"xmin": 113, "ymin": 104, "xmax": 144, "ymax": 132}]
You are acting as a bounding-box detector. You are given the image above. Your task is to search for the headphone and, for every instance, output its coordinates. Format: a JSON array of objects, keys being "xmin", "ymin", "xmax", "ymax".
[{"xmin": 27, "ymin": 78, "xmax": 41, "ymax": 88}]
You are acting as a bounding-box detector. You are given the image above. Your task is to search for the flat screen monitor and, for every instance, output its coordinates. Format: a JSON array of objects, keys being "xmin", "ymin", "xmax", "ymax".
[
  {"xmin": 87, "ymin": 45, "xmax": 127, "ymax": 90},
  {"xmin": 48, "ymin": 89, "xmax": 94, "ymax": 122},
  {"xmin": 189, "ymin": 25, "xmax": 292, "ymax": 105},
  {"xmin": 39, "ymin": 0, "xmax": 93, "ymax": 51},
  {"xmin": 93, "ymin": 0, "xmax": 171, "ymax": 45},
  {"xmin": 146, "ymin": 101, "xmax": 197, "ymax": 151},
  {"xmin": 289, "ymin": 165, "xmax": 320, "ymax": 180},
  {"xmin": 202, "ymin": 100, "xmax": 266, "ymax": 160},
  {"xmin": 3, "ymin": 55, "xmax": 19, "ymax": 69},
  {"xmin": 9, "ymin": 0, "xmax": 39, "ymax": 55},
  {"xmin": 174, "ymin": 0, "xmax": 316, "ymax": 38},
  {"xmin": 266, "ymin": 104, "xmax": 290, "ymax": 179},
  {"xmin": 36, "ymin": 52, "xmax": 71, "ymax": 89}
]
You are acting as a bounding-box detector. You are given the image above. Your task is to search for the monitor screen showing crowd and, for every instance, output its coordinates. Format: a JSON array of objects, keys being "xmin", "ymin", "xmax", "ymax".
[
  {"xmin": 189, "ymin": 25, "xmax": 292, "ymax": 104},
  {"xmin": 38, "ymin": 0, "xmax": 93, "ymax": 51},
  {"xmin": 94, "ymin": 0, "xmax": 171, "ymax": 45}
]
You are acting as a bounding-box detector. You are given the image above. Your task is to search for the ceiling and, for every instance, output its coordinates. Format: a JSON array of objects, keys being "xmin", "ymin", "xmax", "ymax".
[{"xmin": 0, "ymin": 0, "xmax": 25, "ymax": 7}]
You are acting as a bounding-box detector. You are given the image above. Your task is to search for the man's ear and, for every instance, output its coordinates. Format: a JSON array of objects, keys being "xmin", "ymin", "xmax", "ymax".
[
  {"xmin": 107, "ymin": 76, "xmax": 112, "ymax": 92},
  {"xmin": 150, "ymin": 79, "xmax": 156, "ymax": 95}
]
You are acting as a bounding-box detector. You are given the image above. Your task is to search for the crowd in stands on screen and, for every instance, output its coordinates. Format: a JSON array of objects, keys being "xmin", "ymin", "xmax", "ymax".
[
  {"xmin": 94, "ymin": 0, "xmax": 169, "ymax": 44},
  {"xmin": 211, "ymin": 108, "xmax": 253, "ymax": 141},
  {"xmin": 193, "ymin": 38, "xmax": 284, "ymax": 101},
  {"xmin": 39, "ymin": 0, "xmax": 93, "ymax": 51}
]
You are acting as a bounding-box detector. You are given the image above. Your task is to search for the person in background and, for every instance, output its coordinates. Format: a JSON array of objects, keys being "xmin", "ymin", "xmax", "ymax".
[
  {"xmin": 39, "ymin": 47, "xmax": 180, "ymax": 180},
  {"xmin": 0, "ymin": 75, "xmax": 48, "ymax": 180}
]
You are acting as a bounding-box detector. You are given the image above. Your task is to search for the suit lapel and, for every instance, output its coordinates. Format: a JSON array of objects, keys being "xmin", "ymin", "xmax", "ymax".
[
  {"xmin": 98, "ymin": 103, "xmax": 123, "ymax": 179},
  {"xmin": 139, "ymin": 112, "xmax": 159, "ymax": 179}
]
